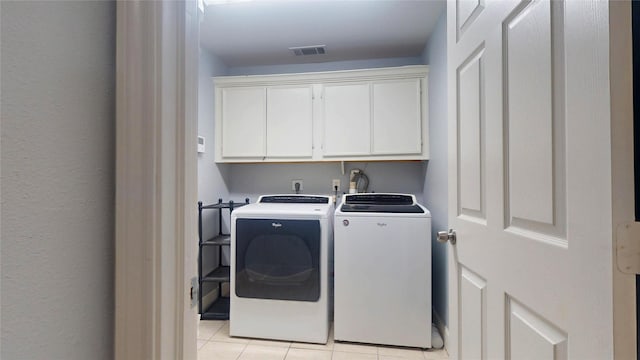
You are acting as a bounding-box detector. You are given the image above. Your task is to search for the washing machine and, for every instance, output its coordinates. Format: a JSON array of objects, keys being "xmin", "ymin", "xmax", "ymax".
[
  {"xmin": 334, "ymin": 193, "xmax": 431, "ymax": 348},
  {"xmin": 230, "ymin": 194, "xmax": 334, "ymax": 344}
]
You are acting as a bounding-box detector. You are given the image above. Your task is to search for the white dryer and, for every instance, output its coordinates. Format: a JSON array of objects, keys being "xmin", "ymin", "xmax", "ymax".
[
  {"xmin": 230, "ymin": 195, "xmax": 333, "ymax": 344},
  {"xmin": 334, "ymin": 193, "xmax": 431, "ymax": 348}
]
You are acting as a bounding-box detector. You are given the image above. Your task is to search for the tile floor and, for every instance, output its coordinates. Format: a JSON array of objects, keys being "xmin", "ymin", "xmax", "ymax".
[{"xmin": 197, "ymin": 320, "xmax": 449, "ymax": 360}]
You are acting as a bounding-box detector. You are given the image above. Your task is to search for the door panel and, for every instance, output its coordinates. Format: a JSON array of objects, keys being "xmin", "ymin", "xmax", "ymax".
[
  {"xmin": 507, "ymin": 298, "xmax": 567, "ymax": 360},
  {"xmin": 322, "ymin": 83, "xmax": 370, "ymax": 156},
  {"xmin": 459, "ymin": 267, "xmax": 486, "ymax": 360},
  {"xmin": 505, "ymin": 0, "xmax": 567, "ymax": 243},
  {"xmin": 504, "ymin": 0, "xmax": 554, "ymax": 226},
  {"xmin": 221, "ymin": 87, "xmax": 266, "ymax": 158},
  {"xmin": 457, "ymin": 0, "xmax": 484, "ymax": 40},
  {"xmin": 503, "ymin": 1, "xmax": 567, "ymax": 241},
  {"xmin": 448, "ymin": 1, "xmax": 614, "ymax": 359},
  {"xmin": 266, "ymin": 86, "xmax": 313, "ymax": 158},
  {"xmin": 372, "ymin": 79, "xmax": 422, "ymax": 155},
  {"xmin": 457, "ymin": 46, "xmax": 486, "ymax": 221}
]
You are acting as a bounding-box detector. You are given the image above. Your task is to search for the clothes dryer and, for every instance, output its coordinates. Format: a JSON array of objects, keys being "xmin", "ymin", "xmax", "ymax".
[{"xmin": 230, "ymin": 195, "xmax": 333, "ymax": 344}]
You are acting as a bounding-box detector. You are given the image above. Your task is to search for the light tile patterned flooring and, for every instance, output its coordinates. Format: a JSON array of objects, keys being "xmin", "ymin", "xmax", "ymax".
[{"xmin": 198, "ymin": 320, "xmax": 449, "ymax": 360}]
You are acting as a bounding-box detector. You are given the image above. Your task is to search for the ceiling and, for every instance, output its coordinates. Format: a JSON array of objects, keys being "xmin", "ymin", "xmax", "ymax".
[{"xmin": 199, "ymin": 0, "xmax": 446, "ymax": 68}]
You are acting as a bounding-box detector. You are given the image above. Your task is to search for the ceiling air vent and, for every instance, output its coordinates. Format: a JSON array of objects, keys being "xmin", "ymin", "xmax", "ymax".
[{"xmin": 289, "ymin": 45, "xmax": 327, "ymax": 56}]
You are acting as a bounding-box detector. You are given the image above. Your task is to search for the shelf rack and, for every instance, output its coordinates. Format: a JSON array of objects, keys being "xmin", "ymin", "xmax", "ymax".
[{"xmin": 198, "ymin": 198, "xmax": 250, "ymax": 320}]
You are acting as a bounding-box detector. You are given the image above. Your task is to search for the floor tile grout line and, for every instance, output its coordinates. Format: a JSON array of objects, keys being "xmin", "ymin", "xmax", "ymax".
[{"xmin": 199, "ymin": 320, "xmax": 448, "ymax": 360}]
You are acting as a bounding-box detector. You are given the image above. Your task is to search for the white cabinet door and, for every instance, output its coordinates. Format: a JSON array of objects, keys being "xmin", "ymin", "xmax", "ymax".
[
  {"xmin": 322, "ymin": 83, "xmax": 370, "ymax": 156},
  {"xmin": 266, "ymin": 86, "xmax": 313, "ymax": 158},
  {"xmin": 221, "ymin": 87, "xmax": 265, "ymax": 158},
  {"xmin": 214, "ymin": 66, "xmax": 429, "ymax": 162},
  {"xmin": 372, "ymin": 79, "xmax": 422, "ymax": 155}
]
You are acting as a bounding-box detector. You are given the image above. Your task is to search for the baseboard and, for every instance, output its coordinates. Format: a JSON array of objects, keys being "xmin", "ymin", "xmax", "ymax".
[{"xmin": 433, "ymin": 309, "xmax": 449, "ymax": 353}]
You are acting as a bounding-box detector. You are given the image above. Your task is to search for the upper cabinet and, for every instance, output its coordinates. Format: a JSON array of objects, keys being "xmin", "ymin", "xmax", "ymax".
[
  {"xmin": 322, "ymin": 83, "xmax": 371, "ymax": 157},
  {"xmin": 215, "ymin": 84, "xmax": 314, "ymax": 160},
  {"xmin": 266, "ymin": 85, "xmax": 314, "ymax": 158},
  {"xmin": 214, "ymin": 66, "xmax": 429, "ymax": 163},
  {"xmin": 371, "ymin": 79, "xmax": 422, "ymax": 155},
  {"xmin": 219, "ymin": 87, "xmax": 266, "ymax": 158}
]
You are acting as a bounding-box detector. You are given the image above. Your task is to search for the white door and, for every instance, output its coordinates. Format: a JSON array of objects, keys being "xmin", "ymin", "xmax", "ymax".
[
  {"xmin": 447, "ymin": 1, "xmax": 614, "ymax": 359},
  {"xmin": 371, "ymin": 79, "xmax": 422, "ymax": 155},
  {"xmin": 266, "ymin": 85, "xmax": 314, "ymax": 158},
  {"xmin": 322, "ymin": 83, "xmax": 370, "ymax": 156},
  {"xmin": 221, "ymin": 87, "xmax": 266, "ymax": 158}
]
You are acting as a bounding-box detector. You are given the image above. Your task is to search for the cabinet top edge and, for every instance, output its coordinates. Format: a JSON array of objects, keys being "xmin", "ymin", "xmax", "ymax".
[
  {"xmin": 213, "ymin": 65, "xmax": 429, "ymax": 86},
  {"xmin": 214, "ymin": 159, "xmax": 428, "ymax": 164}
]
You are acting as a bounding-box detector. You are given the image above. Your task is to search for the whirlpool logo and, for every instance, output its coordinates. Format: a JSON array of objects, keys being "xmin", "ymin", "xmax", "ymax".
[{"xmin": 271, "ymin": 222, "xmax": 282, "ymax": 228}]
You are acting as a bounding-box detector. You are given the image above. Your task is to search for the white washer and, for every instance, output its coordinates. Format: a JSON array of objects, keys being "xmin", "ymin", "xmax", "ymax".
[
  {"xmin": 334, "ymin": 193, "xmax": 431, "ymax": 348},
  {"xmin": 230, "ymin": 195, "xmax": 333, "ymax": 344}
]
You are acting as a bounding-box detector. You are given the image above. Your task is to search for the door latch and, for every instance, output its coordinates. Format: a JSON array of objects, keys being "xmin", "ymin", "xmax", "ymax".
[{"xmin": 190, "ymin": 277, "xmax": 199, "ymax": 308}]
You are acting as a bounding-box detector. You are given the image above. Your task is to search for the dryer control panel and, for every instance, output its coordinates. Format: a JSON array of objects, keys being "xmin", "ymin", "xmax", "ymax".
[{"xmin": 258, "ymin": 195, "xmax": 331, "ymax": 204}]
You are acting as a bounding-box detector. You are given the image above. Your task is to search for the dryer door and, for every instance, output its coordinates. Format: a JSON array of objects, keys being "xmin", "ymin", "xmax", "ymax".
[{"xmin": 235, "ymin": 218, "xmax": 321, "ymax": 301}]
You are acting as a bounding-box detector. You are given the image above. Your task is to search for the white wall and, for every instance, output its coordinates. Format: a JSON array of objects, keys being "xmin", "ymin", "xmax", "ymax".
[
  {"xmin": 228, "ymin": 162, "xmax": 426, "ymax": 203},
  {"xmin": 198, "ymin": 48, "xmax": 231, "ymax": 238},
  {"xmin": 198, "ymin": 49, "xmax": 234, "ymax": 306},
  {"xmin": 1, "ymin": 1, "xmax": 115, "ymax": 359},
  {"xmin": 421, "ymin": 12, "xmax": 448, "ymax": 326}
]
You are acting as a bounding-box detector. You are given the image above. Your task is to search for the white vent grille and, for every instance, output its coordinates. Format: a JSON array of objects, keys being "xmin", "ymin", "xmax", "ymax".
[{"xmin": 289, "ymin": 45, "xmax": 327, "ymax": 56}]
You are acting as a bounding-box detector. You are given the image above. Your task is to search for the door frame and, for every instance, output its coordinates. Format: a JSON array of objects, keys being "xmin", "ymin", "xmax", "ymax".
[
  {"xmin": 610, "ymin": 2, "xmax": 638, "ymax": 359},
  {"xmin": 115, "ymin": 1, "xmax": 198, "ymax": 359}
]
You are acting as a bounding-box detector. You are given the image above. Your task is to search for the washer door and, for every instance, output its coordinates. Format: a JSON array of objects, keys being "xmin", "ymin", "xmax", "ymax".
[{"xmin": 235, "ymin": 218, "xmax": 321, "ymax": 301}]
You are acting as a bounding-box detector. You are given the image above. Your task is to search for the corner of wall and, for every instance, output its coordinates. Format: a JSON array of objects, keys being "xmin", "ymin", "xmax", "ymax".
[
  {"xmin": 433, "ymin": 308, "xmax": 450, "ymax": 353},
  {"xmin": 198, "ymin": 47, "xmax": 231, "ymax": 239},
  {"xmin": 421, "ymin": 39, "xmax": 430, "ymax": 65},
  {"xmin": 421, "ymin": 8, "xmax": 449, "ymax": 328}
]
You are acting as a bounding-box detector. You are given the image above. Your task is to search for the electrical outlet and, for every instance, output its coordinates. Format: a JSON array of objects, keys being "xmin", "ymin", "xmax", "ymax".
[
  {"xmin": 332, "ymin": 179, "xmax": 341, "ymax": 190},
  {"xmin": 291, "ymin": 179, "xmax": 304, "ymax": 192}
]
